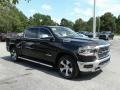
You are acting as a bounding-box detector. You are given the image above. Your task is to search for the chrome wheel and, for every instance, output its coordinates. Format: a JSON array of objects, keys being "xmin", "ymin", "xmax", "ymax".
[
  {"xmin": 59, "ymin": 59, "xmax": 73, "ymax": 77},
  {"xmin": 11, "ymin": 49, "xmax": 17, "ymax": 61}
]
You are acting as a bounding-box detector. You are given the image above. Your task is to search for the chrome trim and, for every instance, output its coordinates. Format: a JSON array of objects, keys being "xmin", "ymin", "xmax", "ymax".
[
  {"xmin": 46, "ymin": 54, "xmax": 52, "ymax": 57},
  {"xmin": 77, "ymin": 44, "xmax": 111, "ymax": 72},
  {"xmin": 78, "ymin": 44, "xmax": 110, "ymax": 57},
  {"xmin": 77, "ymin": 55, "xmax": 110, "ymax": 72},
  {"xmin": 95, "ymin": 44, "xmax": 110, "ymax": 49},
  {"xmin": 95, "ymin": 44, "xmax": 110, "ymax": 60},
  {"xmin": 18, "ymin": 57, "xmax": 53, "ymax": 68},
  {"xmin": 98, "ymin": 50, "xmax": 109, "ymax": 54}
]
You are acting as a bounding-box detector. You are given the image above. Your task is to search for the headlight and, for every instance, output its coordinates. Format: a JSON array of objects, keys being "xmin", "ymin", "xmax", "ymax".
[{"xmin": 78, "ymin": 46, "xmax": 96, "ymax": 56}]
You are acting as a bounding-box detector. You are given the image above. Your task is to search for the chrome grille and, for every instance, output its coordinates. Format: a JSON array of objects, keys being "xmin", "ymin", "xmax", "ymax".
[{"xmin": 98, "ymin": 46, "xmax": 109, "ymax": 59}]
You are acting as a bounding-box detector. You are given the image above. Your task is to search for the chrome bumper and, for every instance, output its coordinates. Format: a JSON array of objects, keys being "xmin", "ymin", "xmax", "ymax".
[{"xmin": 77, "ymin": 55, "xmax": 110, "ymax": 72}]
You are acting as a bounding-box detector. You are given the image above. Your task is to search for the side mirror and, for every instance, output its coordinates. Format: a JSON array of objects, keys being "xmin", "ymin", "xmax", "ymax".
[{"xmin": 49, "ymin": 37, "xmax": 54, "ymax": 42}]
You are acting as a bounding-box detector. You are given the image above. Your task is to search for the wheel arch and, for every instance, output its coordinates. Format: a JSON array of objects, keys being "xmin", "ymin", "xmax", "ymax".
[
  {"xmin": 9, "ymin": 44, "xmax": 16, "ymax": 52},
  {"xmin": 54, "ymin": 52, "xmax": 78, "ymax": 67}
]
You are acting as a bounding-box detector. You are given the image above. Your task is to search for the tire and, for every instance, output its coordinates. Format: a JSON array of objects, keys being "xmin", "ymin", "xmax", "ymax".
[
  {"xmin": 58, "ymin": 55, "xmax": 79, "ymax": 79},
  {"xmin": 10, "ymin": 48, "xmax": 19, "ymax": 62},
  {"xmin": 112, "ymin": 37, "xmax": 113, "ymax": 40}
]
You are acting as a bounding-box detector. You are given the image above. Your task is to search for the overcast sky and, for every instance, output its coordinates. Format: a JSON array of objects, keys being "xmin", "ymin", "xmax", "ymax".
[{"xmin": 16, "ymin": 0, "xmax": 120, "ymax": 23}]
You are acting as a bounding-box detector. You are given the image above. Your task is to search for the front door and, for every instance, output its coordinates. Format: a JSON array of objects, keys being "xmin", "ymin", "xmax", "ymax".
[{"xmin": 35, "ymin": 27, "xmax": 58, "ymax": 62}]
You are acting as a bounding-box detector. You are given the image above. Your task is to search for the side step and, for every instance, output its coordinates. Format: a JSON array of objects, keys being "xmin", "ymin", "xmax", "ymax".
[{"xmin": 18, "ymin": 57, "xmax": 53, "ymax": 68}]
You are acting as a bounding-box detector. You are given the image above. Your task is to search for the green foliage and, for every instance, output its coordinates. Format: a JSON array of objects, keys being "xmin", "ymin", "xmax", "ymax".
[
  {"xmin": 0, "ymin": 0, "xmax": 30, "ymax": 4},
  {"xmin": 75, "ymin": 12, "xmax": 118, "ymax": 33},
  {"xmin": 87, "ymin": 18, "xmax": 93, "ymax": 32},
  {"xmin": 28, "ymin": 13, "xmax": 58, "ymax": 27},
  {"xmin": 100, "ymin": 12, "xmax": 116, "ymax": 32},
  {"xmin": 116, "ymin": 15, "xmax": 120, "ymax": 34},
  {"xmin": 0, "ymin": 1, "xmax": 120, "ymax": 34},
  {"xmin": 87, "ymin": 17, "xmax": 100, "ymax": 32},
  {"xmin": 0, "ymin": 2, "xmax": 28, "ymax": 33},
  {"xmin": 73, "ymin": 18, "xmax": 87, "ymax": 32},
  {"xmin": 60, "ymin": 18, "xmax": 74, "ymax": 29}
]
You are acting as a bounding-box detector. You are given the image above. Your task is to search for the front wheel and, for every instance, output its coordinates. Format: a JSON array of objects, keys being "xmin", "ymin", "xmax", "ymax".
[
  {"xmin": 58, "ymin": 55, "xmax": 79, "ymax": 79},
  {"xmin": 10, "ymin": 48, "xmax": 19, "ymax": 62}
]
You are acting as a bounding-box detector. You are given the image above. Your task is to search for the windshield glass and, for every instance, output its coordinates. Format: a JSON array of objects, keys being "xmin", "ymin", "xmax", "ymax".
[{"xmin": 50, "ymin": 27, "xmax": 80, "ymax": 38}]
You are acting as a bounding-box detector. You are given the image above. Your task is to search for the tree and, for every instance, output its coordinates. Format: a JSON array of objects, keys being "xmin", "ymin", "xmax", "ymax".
[
  {"xmin": 116, "ymin": 15, "xmax": 120, "ymax": 34},
  {"xmin": 0, "ymin": 3, "xmax": 28, "ymax": 33},
  {"xmin": 87, "ymin": 17, "xmax": 100, "ymax": 32},
  {"xmin": 87, "ymin": 18, "xmax": 93, "ymax": 32},
  {"xmin": 100, "ymin": 12, "xmax": 116, "ymax": 32},
  {"xmin": 60, "ymin": 18, "xmax": 74, "ymax": 29},
  {"xmin": 73, "ymin": 18, "xmax": 87, "ymax": 32},
  {"xmin": 0, "ymin": 0, "xmax": 30, "ymax": 4},
  {"xmin": 28, "ymin": 13, "xmax": 58, "ymax": 27}
]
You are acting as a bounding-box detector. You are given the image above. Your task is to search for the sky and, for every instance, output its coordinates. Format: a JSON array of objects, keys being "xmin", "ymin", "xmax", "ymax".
[{"xmin": 16, "ymin": 0, "xmax": 120, "ymax": 23}]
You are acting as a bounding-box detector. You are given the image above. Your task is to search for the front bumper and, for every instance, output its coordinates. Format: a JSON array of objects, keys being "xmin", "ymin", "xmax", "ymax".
[{"xmin": 77, "ymin": 55, "xmax": 110, "ymax": 72}]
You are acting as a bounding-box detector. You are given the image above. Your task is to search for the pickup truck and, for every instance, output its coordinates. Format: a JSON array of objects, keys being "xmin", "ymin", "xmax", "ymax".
[{"xmin": 6, "ymin": 26, "xmax": 111, "ymax": 79}]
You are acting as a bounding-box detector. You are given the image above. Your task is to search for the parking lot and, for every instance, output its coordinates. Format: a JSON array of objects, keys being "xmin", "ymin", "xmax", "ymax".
[{"xmin": 0, "ymin": 36, "xmax": 120, "ymax": 90}]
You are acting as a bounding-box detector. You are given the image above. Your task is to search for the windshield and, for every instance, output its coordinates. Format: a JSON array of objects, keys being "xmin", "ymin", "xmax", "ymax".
[{"xmin": 50, "ymin": 27, "xmax": 80, "ymax": 38}]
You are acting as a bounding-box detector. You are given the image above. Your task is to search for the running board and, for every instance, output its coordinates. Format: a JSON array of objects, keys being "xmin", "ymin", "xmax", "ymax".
[{"xmin": 18, "ymin": 57, "xmax": 53, "ymax": 68}]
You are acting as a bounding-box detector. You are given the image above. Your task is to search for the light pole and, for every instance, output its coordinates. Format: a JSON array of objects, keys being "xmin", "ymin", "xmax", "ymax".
[{"xmin": 93, "ymin": 0, "xmax": 96, "ymax": 38}]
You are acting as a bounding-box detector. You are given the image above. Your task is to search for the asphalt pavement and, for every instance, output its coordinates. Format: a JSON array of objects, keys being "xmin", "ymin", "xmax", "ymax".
[{"xmin": 0, "ymin": 36, "xmax": 120, "ymax": 90}]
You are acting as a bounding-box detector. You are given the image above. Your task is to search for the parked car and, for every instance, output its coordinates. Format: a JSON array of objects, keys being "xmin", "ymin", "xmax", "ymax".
[
  {"xmin": 86, "ymin": 32, "xmax": 93, "ymax": 38},
  {"xmin": 17, "ymin": 32, "xmax": 23, "ymax": 37},
  {"xmin": 77, "ymin": 32, "xmax": 89, "ymax": 38},
  {"xmin": 7, "ymin": 32, "xmax": 18, "ymax": 38},
  {"xmin": 78, "ymin": 31, "xmax": 89, "ymax": 35},
  {"xmin": 7, "ymin": 32, "xmax": 24, "ymax": 39},
  {"xmin": 78, "ymin": 31, "xmax": 93, "ymax": 38},
  {"xmin": 0, "ymin": 33, "xmax": 7, "ymax": 42},
  {"xmin": 6, "ymin": 26, "xmax": 111, "ymax": 79},
  {"xmin": 0, "ymin": 33, "xmax": 2, "ymax": 42},
  {"xmin": 86, "ymin": 32, "xmax": 101, "ymax": 38},
  {"xmin": 99, "ymin": 31, "xmax": 114, "ymax": 40}
]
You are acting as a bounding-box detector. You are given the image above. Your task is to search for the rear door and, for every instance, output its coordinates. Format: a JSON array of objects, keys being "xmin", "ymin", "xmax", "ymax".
[{"xmin": 21, "ymin": 28, "xmax": 39, "ymax": 58}]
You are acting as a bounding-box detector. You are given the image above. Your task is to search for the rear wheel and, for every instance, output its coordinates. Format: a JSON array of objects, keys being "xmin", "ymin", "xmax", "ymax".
[
  {"xmin": 10, "ymin": 48, "xmax": 19, "ymax": 62},
  {"xmin": 58, "ymin": 55, "xmax": 79, "ymax": 79}
]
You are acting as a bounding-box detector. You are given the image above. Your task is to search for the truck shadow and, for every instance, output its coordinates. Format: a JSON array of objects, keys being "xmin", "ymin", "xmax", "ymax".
[{"xmin": 1, "ymin": 56, "xmax": 102, "ymax": 81}]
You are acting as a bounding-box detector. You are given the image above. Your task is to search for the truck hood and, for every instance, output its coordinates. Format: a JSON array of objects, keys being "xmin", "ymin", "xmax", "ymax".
[{"xmin": 62, "ymin": 37, "xmax": 109, "ymax": 47}]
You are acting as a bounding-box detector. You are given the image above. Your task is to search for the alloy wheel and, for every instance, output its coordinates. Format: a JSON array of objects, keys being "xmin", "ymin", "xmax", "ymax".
[
  {"xmin": 11, "ymin": 49, "xmax": 17, "ymax": 61},
  {"xmin": 59, "ymin": 59, "xmax": 73, "ymax": 77}
]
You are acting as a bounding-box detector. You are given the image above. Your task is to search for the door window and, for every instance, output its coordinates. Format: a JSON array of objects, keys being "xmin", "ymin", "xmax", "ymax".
[
  {"xmin": 25, "ymin": 28, "xmax": 38, "ymax": 38},
  {"xmin": 39, "ymin": 28, "xmax": 52, "ymax": 39}
]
